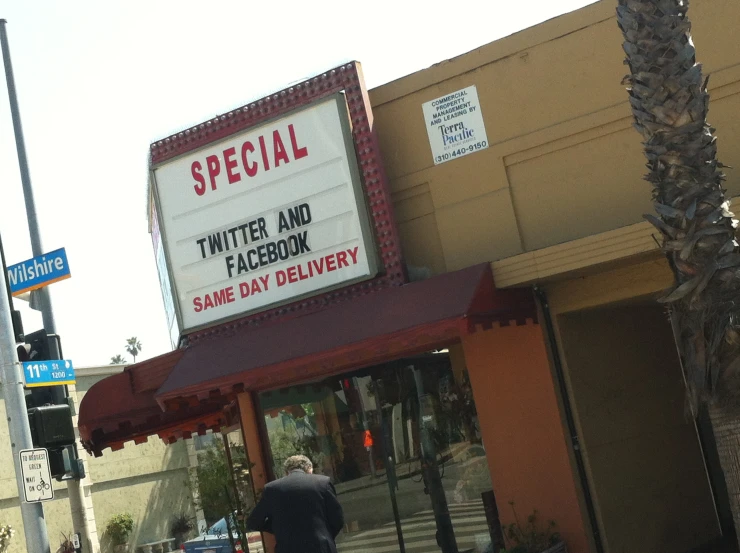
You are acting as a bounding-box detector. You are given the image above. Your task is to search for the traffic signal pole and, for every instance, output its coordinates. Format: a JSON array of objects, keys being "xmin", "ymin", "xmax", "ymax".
[
  {"xmin": 1, "ymin": 19, "xmax": 98, "ymax": 552},
  {"xmin": 0, "ymin": 237, "xmax": 50, "ymax": 552}
]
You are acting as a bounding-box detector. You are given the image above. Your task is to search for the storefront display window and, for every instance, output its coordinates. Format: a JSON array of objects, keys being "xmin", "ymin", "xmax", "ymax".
[{"xmin": 259, "ymin": 351, "xmax": 498, "ymax": 553}]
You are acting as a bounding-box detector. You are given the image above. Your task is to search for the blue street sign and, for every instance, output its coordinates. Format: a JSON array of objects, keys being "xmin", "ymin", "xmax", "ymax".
[
  {"xmin": 22, "ymin": 360, "xmax": 76, "ymax": 388},
  {"xmin": 7, "ymin": 248, "xmax": 71, "ymax": 296}
]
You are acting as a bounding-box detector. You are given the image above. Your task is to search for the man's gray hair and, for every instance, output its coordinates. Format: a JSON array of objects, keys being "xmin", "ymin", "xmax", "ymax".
[{"xmin": 284, "ymin": 454, "xmax": 313, "ymax": 473}]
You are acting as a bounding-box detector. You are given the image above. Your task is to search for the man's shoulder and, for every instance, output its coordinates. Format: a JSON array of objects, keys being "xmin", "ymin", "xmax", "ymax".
[
  {"xmin": 312, "ymin": 473, "xmax": 332, "ymax": 486},
  {"xmin": 264, "ymin": 477, "xmax": 289, "ymax": 492},
  {"xmin": 271, "ymin": 472, "xmax": 332, "ymax": 487},
  {"xmin": 309, "ymin": 474, "xmax": 336, "ymax": 493}
]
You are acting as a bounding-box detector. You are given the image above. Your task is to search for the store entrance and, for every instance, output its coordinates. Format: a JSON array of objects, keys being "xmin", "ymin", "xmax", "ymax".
[{"xmin": 258, "ymin": 351, "xmax": 501, "ymax": 553}]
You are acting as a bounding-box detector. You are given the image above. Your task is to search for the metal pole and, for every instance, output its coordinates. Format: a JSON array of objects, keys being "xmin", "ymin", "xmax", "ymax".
[
  {"xmin": 0, "ymin": 19, "xmax": 97, "ymax": 552},
  {"xmin": 412, "ymin": 367, "xmax": 457, "ymax": 553},
  {"xmin": 0, "ymin": 233, "xmax": 50, "ymax": 552},
  {"xmin": 222, "ymin": 431, "xmax": 246, "ymax": 544},
  {"xmin": 353, "ymin": 377, "xmax": 376, "ymax": 477},
  {"xmin": 373, "ymin": 380, "xmax": 406, "ymax": 553}
]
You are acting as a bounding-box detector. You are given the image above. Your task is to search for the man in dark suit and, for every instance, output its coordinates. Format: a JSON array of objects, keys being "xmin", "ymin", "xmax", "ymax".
[{"xmin": 246, "ymin": 455, "xmax": 344, "ymax": 553}]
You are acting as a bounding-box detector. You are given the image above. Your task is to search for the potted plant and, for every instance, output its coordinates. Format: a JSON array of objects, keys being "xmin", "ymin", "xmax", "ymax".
[
  {"xmin": 0, "ymin": 524, "xmax": 14, "ymax": 553},
  {"xmin": 105, "ymin": 513, "xmax": 134, "ymax": 552},
  {"xmin": 500, "ymin": 502, "xmax": 566, "ymax": 553},
  {"xmin": 58, "ymin": 532, "xmax": 76, "ymax": 553},
  {"xmin": 170, "ymin": 513, "xmax": 195, "ymax": 548}
]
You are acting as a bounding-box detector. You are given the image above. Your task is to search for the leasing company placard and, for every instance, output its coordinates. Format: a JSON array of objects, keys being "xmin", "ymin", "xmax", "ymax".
[
  {"xmin": 422, "ymin": 85, "xmax": 489, "ymax": 165},
  {"xmin": 151, "ymin": 94, "xmax": 377, "ymax": 332}
]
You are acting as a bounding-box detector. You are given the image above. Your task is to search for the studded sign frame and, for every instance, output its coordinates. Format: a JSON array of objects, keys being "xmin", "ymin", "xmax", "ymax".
[{"xmin": 149, "ymin": 62, "xmax": 406, "ymax": 343}]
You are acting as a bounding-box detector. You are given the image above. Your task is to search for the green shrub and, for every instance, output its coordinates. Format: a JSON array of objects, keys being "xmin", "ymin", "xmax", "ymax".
[
  {"xmin": 170, "ymin": 512, "xmax": 195, "ymax": 536},
  {"xmin": 105, "ymin": 513, "xmax": 134, "ymax": 545},
  {"xmin": 0, "ymin": 525, "xmax": 14, "ymax": 553},
  {"xmin": 500, "ymin": 502, "xmax": 560, "ymax": 553}
]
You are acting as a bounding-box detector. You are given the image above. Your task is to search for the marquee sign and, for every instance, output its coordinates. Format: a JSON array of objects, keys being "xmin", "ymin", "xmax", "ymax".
[{"xmin": 150, "ymin": 93, "xmax": 378, "ymax": 332}]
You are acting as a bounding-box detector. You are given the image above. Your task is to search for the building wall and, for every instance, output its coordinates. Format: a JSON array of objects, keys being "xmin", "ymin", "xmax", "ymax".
[
  {"xmin": 0, "ymin": 368, "xmax": 196, "ymax": 553},
  {"xmin": 555, "ymin": 303, "xmax": 719, "ymax": 552},
  {"xmin": 0, "ymin": 390, "xmax": 84, "ymax": 553},
  {"xmin": 90, "ymin": 456, "xmax": 193, "ymax": 551},
  {"xmin": 541, "ymin": 258, "xmax": 726, "ymax": 552},
  {"xmin": 367, "ymin": 0, "xmax": 740, "ymax": 277},
  {"xmin": 75, "ymin": 372, "xmax": 197, "ymax": 551},
  {"xmin": 363, "ymin": 6, "xmax": 740, "ymax": 542},
  {"xmin": 461, "ymin": 322, "xmax": 590, "ymax": 553}
]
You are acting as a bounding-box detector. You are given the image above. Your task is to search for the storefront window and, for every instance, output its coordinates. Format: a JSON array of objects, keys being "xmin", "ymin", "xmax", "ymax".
[{"xmin": 258, "ymin": 350, "xmax": 498, "ymax": 553}]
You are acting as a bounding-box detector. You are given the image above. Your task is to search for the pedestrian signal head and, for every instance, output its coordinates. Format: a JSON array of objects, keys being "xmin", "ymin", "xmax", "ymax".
[{"xmin": 17, "ymin": 329, "xmax": 51, "ymax": 362}]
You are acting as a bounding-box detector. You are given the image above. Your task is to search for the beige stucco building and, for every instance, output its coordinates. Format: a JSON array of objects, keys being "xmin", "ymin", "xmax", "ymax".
[
  {"xmin": 367, "ymin": 0, "xmax": 740, "ymax": 550},
  {"xmin": 0, "ymin": 365, "xmax": 198, "ymax": 553}
]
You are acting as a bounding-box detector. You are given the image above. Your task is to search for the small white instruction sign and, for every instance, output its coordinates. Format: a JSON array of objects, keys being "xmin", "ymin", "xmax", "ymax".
[
  {"xmin": 422, "ymin": 85, "xmax": 489, "ymax": 165},
  {"xmin": 19, "ymin": 448, "xmax": 54, "ymax": 502}
]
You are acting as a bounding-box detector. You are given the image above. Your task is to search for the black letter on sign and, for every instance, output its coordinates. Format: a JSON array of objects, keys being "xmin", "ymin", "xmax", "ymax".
[
  {"xmin": 296, "ymin": 231, "xmax": 310, "ymax": 253},
  {"xmin": 278, "ymin": 211, "xmax": 291, "ymax": 233}
]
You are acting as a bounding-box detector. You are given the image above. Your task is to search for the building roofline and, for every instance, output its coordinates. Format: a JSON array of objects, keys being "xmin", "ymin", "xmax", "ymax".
[
  {"xmin": 76, "ymin": 364, "xmax": 127, "ymax": 377},
  {"xmin": 368, "ymin": 0, "xmax": 612, "ymax": 107}
]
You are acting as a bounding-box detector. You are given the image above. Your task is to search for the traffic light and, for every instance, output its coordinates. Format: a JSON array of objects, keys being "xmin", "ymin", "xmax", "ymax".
[
  {"xmin": 18, "ymin": 329, "xmax": 65, "ymax": 407},
  {"xmin": 18, "ymin": 329, "xmax": 84, "ymax": 480},
  {"xmin": 28, "ymin": 404, "xmax": 78, "ymax": 478},
  {"xmin": 27, "ymin": 404, "xmax": 75, "ymax": 448},
  {"xmin": 11, "ymin": 308, "xmax": 23, "ymax": 343},
  {"xmin": 17, "ymin": 328, "xmax": 58, "ymax": 362}
]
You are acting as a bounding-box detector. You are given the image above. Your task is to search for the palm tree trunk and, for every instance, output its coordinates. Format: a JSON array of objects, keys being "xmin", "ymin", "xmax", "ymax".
[
  {"xmin": 617, "ymin": 0, "xmax": 740, "ymax": 544},
  {"xmin": 709, "ymin": 404, "xmax": 740, "ymax": 539}
]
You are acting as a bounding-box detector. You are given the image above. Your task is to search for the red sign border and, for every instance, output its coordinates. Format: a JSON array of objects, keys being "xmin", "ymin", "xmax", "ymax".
[{"xmin": 149, "ymin": 62, "xmax": 406, "ymax": 342}]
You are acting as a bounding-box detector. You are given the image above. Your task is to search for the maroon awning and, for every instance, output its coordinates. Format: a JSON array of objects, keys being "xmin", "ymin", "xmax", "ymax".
[
  {"xmin": 78, "ymin": 350, "xmax": 237, "ymax": 456},
  {"xmin": 79, "ymin": 263, "xmax": 536, "ymax": 455}
]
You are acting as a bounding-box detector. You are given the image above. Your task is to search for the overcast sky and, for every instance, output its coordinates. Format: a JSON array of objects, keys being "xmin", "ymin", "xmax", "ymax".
[{"xmin": 0, "ymin": 0, "xmax": 598, "ymax": 367}]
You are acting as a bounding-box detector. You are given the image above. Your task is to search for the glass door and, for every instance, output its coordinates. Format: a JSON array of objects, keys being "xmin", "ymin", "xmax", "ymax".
[{"xmin": 258, "ymin": 350, "xmax": 500, "ymax": 553}]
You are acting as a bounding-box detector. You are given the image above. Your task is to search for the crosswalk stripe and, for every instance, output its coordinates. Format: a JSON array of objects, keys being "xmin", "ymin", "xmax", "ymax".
[
  {"xmin": 337, "ymin": 498, "xmax": 492, "ymax": 553},
  {"xmin": 344, "ymin": 521, "xmax": 489, "ymax": 540},
  {"xmin": 341, "ymin": 524, "xmax": 490, "ymax": 546},
  {"xmin": 414, "ymin": 501, "xmax": 484, "ymax": 515},
  {"xmin": 339, "ymin": 532, "xmax": 488, "ymax": 553},
  {"xmin": 408, "ymin": 507, "xmax": 485, "ymax": 519},
  {"xmin": 345, "ymin": 515, "xmax": 487, "ymax": 538}
]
